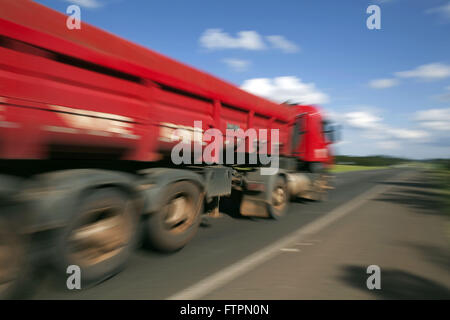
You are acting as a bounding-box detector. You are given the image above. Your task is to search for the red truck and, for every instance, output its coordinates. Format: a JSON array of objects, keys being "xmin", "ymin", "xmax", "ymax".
[{"xmin": 0, "ymin": 0, "xmax": 337, "ymax": 298}]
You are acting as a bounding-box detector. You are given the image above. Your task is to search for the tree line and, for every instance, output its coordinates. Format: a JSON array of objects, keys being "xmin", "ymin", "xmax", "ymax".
[{"xmin": 334, "ymin": 155, "xmax": 410, "ymax": 167}]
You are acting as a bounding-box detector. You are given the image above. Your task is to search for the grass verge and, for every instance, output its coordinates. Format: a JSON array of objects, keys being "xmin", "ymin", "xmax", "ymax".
[{"xmin": 329, "ymin": 164, "xmax": 387, "ymax": 173}]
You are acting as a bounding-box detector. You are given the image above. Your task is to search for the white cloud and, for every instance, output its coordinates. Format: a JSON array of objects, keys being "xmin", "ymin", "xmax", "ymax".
[
  {"xmin": 415, "ymin": 108, "xmax": 450, "ymax": 131},
  {"xmin": 386, "ymin": 128, "xmax": 429, "ymax": 139},
  {"xmin": 368, "ymin": 63, "xmax": 450, "ymax": 89},
  {"xmin": 395, "ymin": 63, "xmax": 450, "ymax": 81},
  {"xmin": 325, "ymin": 107, "xmax": 444, "ymax": 157},
  {"xmin": 343, "ymin": 109, "xmax": 429, "ymax": 140},
  {"xmin": 426, "ymin": 2, "xmax": 450, "ymax": 21},
  {"xmin": 222, "ymin": 58, "xmax": 250, "ymax": 72},
  {"xmin": 434, "ymin": 85, "xmax": 450, "ymax": 102},
  {"xmin": 376, "ymin": 141, "xmax": 400, "ymax": 150},
  {"xmin": 368, "ymin": 78, "xmax": 399, "ymax": 89},
  {"xmin": 64, "ymin": 0, "xmax": 103, "ymax": 8},
  {"xmin": 199, "ymin": 29, "xmax": 266, "ymax": 51},
  {"xmin": 241, "ymin": 76, "xmax": 329, "ymax": 105},
  {"xmin": 436, "ymin": 93, "xmax": 450, "ymax": 102},
  {"xmin": 199, "ymin": 29, "xmax": 300, "ymax": 53},
  {"xmin": 345, "ymin": 111, "xmax": 381, "ymax": 129},
  {"xmin": 266, "ymin": 35, "xmax": 300, "ymax": 53},
  {"xmin": 334, "ymin": 140, "xmax": 350, "ymax": 146},
  {"xmin": 434, "ymin": 92, "xmax": 450, "ymax": 102}
]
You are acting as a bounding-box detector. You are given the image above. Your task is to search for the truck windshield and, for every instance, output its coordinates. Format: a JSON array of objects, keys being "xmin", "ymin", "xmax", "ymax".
[{"xmin": 322, "ymin": 120, "xmax": 335, "ymax": 143}]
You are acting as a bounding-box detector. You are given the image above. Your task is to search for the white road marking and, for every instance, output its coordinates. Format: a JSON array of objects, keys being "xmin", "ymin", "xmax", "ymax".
[
  {"xmin": 280, "ymin": 248, "xmax": 301, "ymax": 252},
  {"xmin": 167, "ymin": 171, "xmax": 414, "ymax": 300}
]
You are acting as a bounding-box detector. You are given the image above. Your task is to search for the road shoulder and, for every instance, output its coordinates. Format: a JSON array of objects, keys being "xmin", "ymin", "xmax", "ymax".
[{"xmin": 201, "ymin": 171, "xmax": 450, "ymax": 299}]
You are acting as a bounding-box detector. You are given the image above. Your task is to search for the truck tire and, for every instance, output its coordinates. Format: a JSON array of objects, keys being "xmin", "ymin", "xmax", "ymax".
[
  {"xmin": 145, "ymin": 181, "xmax": 203, "ymax": 252},
  {"xmin": 267, "ymin": 176, "xmax": 289, "ymax": 219},
  {"xmin": 308, "ymin": 173, "xmax": 329, "ymax": 202},
  {"xmin": 0, "ymin": 214, "xmax": 30, "ymax": 299},
  {"xmin": 52, "ymin": 188, "xmax": 139, "ymax": 287}
]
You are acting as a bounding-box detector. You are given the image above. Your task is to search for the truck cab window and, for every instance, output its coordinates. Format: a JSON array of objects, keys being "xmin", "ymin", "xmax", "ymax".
[
  {"xmin": 322, "ymin": 120, "xmax": 336, "ymax": 143},
  {"xmin": 291, "ymin": 115, "xmax": 306, "ymax": 151}
]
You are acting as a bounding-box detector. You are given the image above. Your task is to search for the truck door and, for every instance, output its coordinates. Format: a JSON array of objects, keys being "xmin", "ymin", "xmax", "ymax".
[{"xmin": 291, "ymin": 113, "xmax": 306, "ymax": 156}]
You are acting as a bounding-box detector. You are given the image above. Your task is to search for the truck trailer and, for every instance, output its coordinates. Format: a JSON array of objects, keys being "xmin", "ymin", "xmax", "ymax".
[{"xmin": 0, "ymin": 0, "xmax": 337, "ymax": 298}]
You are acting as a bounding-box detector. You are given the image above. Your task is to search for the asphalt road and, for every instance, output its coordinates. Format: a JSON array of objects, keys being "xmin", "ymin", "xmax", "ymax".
[{"xmin": 33, "ymin": 167, "xmax": 450, "ymax": 299}]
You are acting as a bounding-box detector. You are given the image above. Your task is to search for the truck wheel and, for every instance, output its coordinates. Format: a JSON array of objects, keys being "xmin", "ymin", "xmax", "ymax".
[
  {"xmin": 145, "ymin": 181, "xmax": 203, "ymax": 252},
  {"xmin": 0, "ymin": 215, "xmax": 29, "ymax": 299},
  {"xmin": 53, "ymin": 188, "xmax": 138, "ymax": 287},
  {"xmin": 267, "ymin": 176, "xmax": 289, "ymax": 219},
  {"xmin": 309, "ymin": 173, "xmax": 329, "ymax": 201}
]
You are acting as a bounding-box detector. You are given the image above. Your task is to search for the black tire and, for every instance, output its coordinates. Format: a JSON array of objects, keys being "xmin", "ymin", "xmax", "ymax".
[
  {"xmin": 145, "ymin": 181, "xmax": 203, "ymax": 252},
  {"xmin": 52, "ymin": 188, "xmax": 139, "ymax": 288},
  {"xmin": 267, "ymin": 176, "xmax": 289, "ymax": 219},
  {"xmin": 0, "ymin": 212, "xmax": 31, "ymax": 299},
  {"xmin": 309, "ymin": 173, "xmax": 328, "ymax": 202}
]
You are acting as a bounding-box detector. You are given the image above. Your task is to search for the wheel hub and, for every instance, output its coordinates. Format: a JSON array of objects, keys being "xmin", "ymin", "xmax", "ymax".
[
  {"xmin": 164, "ymin": 194, "xmax": 195, "ymax": 233},
  {"xmin": 68, "ymin": 204, "xmax": 131, "ymax": 267}
]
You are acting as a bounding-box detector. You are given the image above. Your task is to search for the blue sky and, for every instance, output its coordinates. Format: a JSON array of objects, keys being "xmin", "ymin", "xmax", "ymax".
[{"xmin": 35, "ymin": 0, "xmax": 450, "ymax": 159}]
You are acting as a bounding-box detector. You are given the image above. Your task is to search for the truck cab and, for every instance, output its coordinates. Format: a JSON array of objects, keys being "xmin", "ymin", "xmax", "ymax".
[{"xmin": 290, "ymin": 105, "xmax": 337, "ymax": 167}]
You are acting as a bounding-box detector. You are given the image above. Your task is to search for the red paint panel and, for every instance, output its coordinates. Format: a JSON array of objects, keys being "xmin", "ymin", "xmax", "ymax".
[{"xmin": 0, "ymin": 0, "xmax": 333, "ymax": 165}]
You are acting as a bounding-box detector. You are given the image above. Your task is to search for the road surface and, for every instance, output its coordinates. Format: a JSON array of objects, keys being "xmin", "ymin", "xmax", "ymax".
[{"xmin": 33, "ymin": 168, "xmax": 450, "ymax": 299}]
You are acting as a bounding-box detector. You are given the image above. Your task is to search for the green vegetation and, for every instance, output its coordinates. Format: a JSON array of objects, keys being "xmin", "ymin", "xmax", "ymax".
[
  {"xmin": 424, "ymin": 158, "xmax": 450, "ymax": 171},
  {"xmin": 329, "ymin": 164, "xmax": 386, "ymax": 173},
  {"xmin": 334, "ymin": 155, "xmax": 410, "ymax": 167},
  {"xmin": 330, "ymin": 155, "xmax": 407, "ymax": 173}
]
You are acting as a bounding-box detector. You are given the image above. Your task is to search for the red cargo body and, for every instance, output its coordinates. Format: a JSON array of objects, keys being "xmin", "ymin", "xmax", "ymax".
[{"xmin": 0, "ymin": 0, "xmax": 332, "ymax": 164}]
